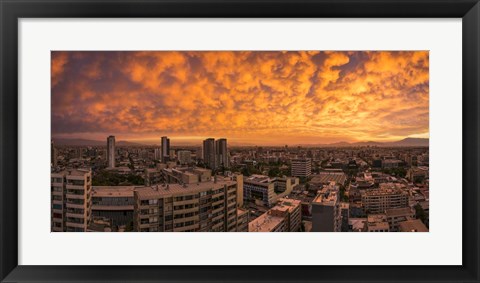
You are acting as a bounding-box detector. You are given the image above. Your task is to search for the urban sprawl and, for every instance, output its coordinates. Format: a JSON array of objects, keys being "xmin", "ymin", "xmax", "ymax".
[{"xmin": 51, "ymin": 136, "xmax": 429, "ymax": 232}]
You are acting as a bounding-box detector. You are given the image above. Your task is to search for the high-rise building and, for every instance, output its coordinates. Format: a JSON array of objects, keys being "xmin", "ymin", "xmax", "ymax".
[
  {"xmin": 203, "ymin": 138, "xmax": 216, "ymax": 170},
  {"xmin": 311, "ymin": 182, "xmax": 342, "ymax": 232},
  {"xmin": 291, "ymin": 158, "xmax": 312, "ymax": 177},
  {"xmin": 236, "ymin": 208, "xmax": 249, "ymax": 232},
  {"xmin": 51, "ymin": 140, "xmax": 58, "ymax": 167},
  {"xmin": 177, "ymin": 150, "xmax": 192, "ymax": 165},
  {"xmin": 154, "ymin": 148, "xmax": 161, "ymax": 161},
  {"xmin": 215, "ymin": 138, "xmax": 229, "ymax": 168},
  {"xmin": 107, "ymin": 135, "xmax": 116, "ymax": 168},
  {"xmin": 161, "ymin": 136, "xmax": 170, "ymax": 163},
  {"xmin": 51, "ymin": 169, "xmax": 92, "ymax": 232},
  {"xmin": 133, "ymin": 177, "xmax": 239, "ymax": 232},
  {"xmin": 91, "ymin": 186, "xmax": 135, "ymax": 227}
]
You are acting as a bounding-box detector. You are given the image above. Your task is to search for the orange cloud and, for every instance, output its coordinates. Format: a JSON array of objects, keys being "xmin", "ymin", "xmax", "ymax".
[{"xmin": 51, "ymin": 51, "xmax": 429, "ymax": 145}]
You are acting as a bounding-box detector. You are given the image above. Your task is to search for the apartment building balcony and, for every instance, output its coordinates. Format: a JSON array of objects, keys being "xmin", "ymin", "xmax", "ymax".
[
  {"xmin": 212, "ymin": 192, "xmax": 224, "ymax": 198},
  {"xmin": 212, "ymin": 199, "xmax": 224, "ymax": 207},
  {"xmin": 173, "ymin": 215, "xmax": 199, "ymax": 224},
  {"xmin": 211, "ymin": 222, "xmax": 224, "ymax": 230},
  {"xmin": 66, "ymin": 212, "xmax": 85, "ymax": 219},
  {"xmin": 52, "ymin": 226, "xmax": 63, "ymax": 232},
  {"xmin": 173, "ymin": 199, "xmax": 199, "ymax": 206},
  {"xmin": 173, "ymin": 223, "xmax": 198, "ymax": 232},
  {"xmin": 227, "ymin": 214, "xmax": 236, "ymax": 223},
  {"xmin": 212, "ymin": 206, "xmax": 224, "ymax": 215},
  {"xmin": 66, "ymin": 222, "xmax": 85, "ymax": 229},
  {"xmin": 66, "ymin": 193, "xmax": 84, "ymax": 200},
  {"xmin": 66, "ymin": 184, "xmax": 85, "ymax": 190},
  {"xmin": 66, "ymin": 203, "xmax": 85, "ymax": 209},
  {"xmin": 173, "ymin": 207, "xmax": 197, "ymax": 215},
  {"xmin": 212, "ymin": 214, "xmax": 224, "ymax": 222}
]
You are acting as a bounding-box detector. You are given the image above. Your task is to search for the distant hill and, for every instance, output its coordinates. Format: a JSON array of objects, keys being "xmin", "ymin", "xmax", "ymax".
[
  {"xmin": 53, "ymin": 138, "xmax": 143, "ymax": 147},
  {"xmin": 295, "ymin": 137, "xmax": 429, "ymax": 148},
  {"xmin": 387, "ymin": 137, "xmax": 429, "ymax": 147}
]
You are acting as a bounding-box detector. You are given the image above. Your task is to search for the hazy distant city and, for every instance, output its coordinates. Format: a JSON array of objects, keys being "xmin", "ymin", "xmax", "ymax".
[{"xmin": 51, "ymin": 51, "xmax": 429, "ymax": 232}]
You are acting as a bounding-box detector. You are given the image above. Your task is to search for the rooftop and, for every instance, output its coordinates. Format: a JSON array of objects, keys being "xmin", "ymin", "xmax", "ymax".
[
  {"xmin": 92, "ymin": 186, "xmax": 135, "ymax": 198},
  {"xmin": 312, "ymin": 191, "xmax": 338, "ymax": 206},
  {"xmin": 272, "ymin": 198, "xmax": 301, "ymax": 213},
  {"xmin": 53, "ymin": 168, "xmax": 91, "ymax": 177},
  {"xmin": 135, "ymin": 178, "xmax": 236, "ymax": 199},
  {"xmin": 363, "ymin": 184, "xmax": 407, "ymax": 196},
  {"xmin": 248, "ymin": 212, "xmax": 285, "ymax": 232},
  {"xmin": 385, "ymin": 207, "xmax": 413, "ymax": 218},
  {"xmin": 398, "ymin": 219, "xmax": 429, "ymax": 232},
  {"xmin": 311, "ymin": 172, "xmax": 347, "ymax": 185}
]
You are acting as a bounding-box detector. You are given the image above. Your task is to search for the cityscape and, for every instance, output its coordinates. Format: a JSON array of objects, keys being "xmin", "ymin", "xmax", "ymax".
[{"xmin": 51, "ymin": 51, "xmax": 429, "ymax": 232}]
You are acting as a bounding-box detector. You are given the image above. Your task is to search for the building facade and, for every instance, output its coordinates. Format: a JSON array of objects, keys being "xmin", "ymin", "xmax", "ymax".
[
  {"xmin": 311, "ymin": 182, "xmax": 342, "ymax": 232},
  {"xmin": 177, "ymin": 150, "xmax": 192, "ymax": 165},
  {"xmin": 51, "ymin": 169, "xmax": 92, "ymax": 232},
  {"xmin": 133, "ymin": 177, "xmax": 239, "ymax": 232},
  {"xmin": 91, "ymin": 186, "xmax": 135, "ymax": 227},
  {"xmin": 248, "ymin": 198, "xmax": 301, "ymax": 232},
  {"xmin": 215, "ymin": 138, "xmax": 229, "ymax": 168},
  {"xmin": 107, "ymin": 135, "xmax": 115, "ymax": 168},
  {"xmin": 361, "ymin": 183, "xmax": 409, "ymax": 214},
  {"xmin": 291, "ymin": 158, "xmax": 312, "ymax": 177},
  {"xmin": 161, "ymin": 136, "xmax": 170, "ymax": 163},
  {"xmin": 203, "ymin": 138, "xmax": 216, "ymax": 170}
]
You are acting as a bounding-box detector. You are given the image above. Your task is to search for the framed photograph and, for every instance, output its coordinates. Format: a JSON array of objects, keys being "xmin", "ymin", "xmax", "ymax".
[{"xmin": 1, "ymin": 0, "xmax": 479, "ymax": 282}]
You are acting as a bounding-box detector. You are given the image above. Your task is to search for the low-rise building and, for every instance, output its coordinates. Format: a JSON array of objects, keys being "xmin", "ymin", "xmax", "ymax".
[
  {"xmin": 366, "ymin": 214, "xmax": 390, "ymax": 232},
  {"xmin": 243, "ymin": 174, "xmax": 298, "ymax": 207},
  {"xmin": 248, "ymin": 198, "xmax": 301, "ymax": 232},
  {"xmin": 361, "ymin": 183, "xmax": 409, "ymax": 214},
  {"xmin": 385, "ymin": 207, "xmax": 415, "ymax": 232},
  {"xmin": 398, "ymin": 219, "xmax": 429, "ymax": 232}
]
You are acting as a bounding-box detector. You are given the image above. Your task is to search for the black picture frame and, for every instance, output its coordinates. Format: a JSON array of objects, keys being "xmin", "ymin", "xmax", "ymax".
[{"xmin": 1, "ymin": 0, "xmax": 479, "ymax": 282}]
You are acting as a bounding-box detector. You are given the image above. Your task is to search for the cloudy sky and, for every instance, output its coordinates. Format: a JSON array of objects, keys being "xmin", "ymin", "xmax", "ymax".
[{"xmin": 51, "ymin": 51, "xmax": 429, "ymax": 146}]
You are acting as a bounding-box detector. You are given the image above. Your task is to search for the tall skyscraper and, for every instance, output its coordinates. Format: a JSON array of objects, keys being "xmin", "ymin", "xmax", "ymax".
[
  {"xmin": 161, "ymin": 136, "xmax": 170, "ymax": 163},
  {"xmin": 203, "ymin": 138, "xmax": 216, "ymax": 170},
  {"xmin": 107, "ymin": 135, "xmax": 116, "ymax": 168},
  {"xmin": 215, "ymin": 138, "xmax": 229, "ymax": 168},
  {"xmin": 51, "ymin": 140, "xmax": 58, "ymax": 167}
]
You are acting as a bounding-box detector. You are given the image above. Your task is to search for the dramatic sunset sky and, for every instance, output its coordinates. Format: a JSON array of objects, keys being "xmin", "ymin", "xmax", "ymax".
[{"xmin": 51, "ymin": 51, "xmax": 429, "ymax": 146}]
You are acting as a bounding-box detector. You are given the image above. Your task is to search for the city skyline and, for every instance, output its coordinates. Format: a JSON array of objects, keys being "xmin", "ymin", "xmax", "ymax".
[{"xmin": 52, "ymin": 51, "xmax": 429, "ymax": 145}]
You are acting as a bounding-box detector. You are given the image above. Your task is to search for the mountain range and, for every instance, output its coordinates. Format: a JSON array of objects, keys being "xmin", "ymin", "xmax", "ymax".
[{"xmin": 52, "ymin": 137, "xmax": 428, "ymax": 147}]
